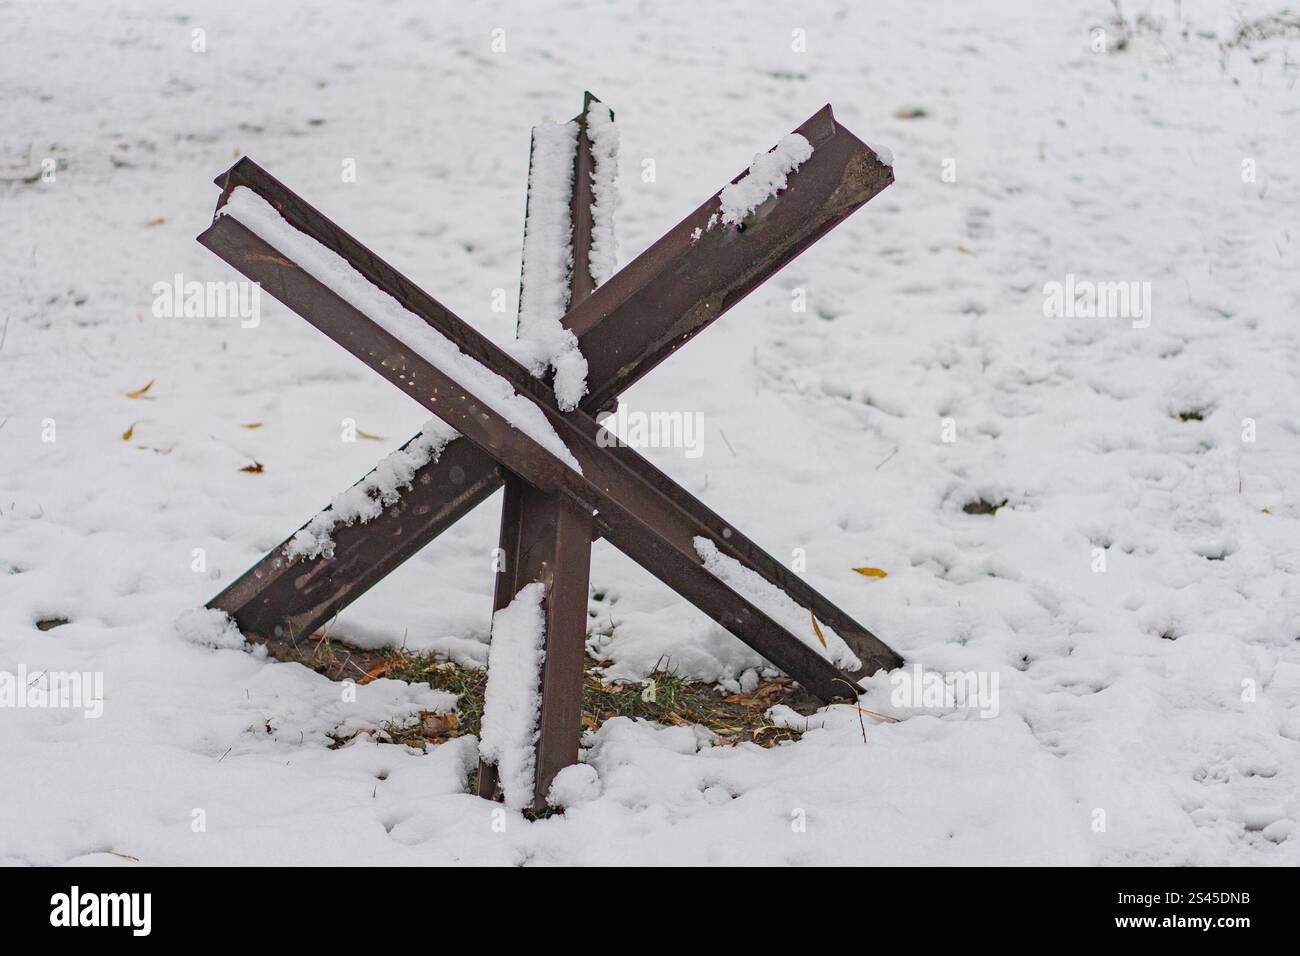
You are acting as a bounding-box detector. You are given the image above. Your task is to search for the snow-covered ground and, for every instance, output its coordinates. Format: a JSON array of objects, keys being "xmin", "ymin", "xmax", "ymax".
[{"xmin": 2, "ymin": 0, "xmax": 1298, "ymax": 865}]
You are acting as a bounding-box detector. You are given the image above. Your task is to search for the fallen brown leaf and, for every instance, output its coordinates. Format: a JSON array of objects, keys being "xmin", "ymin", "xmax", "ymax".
[
  {"xmin": 239, "ymin": 461, "xmax": 264, "ymax": 474},
  {"xmin": 356, "ymin": 660, "xmax": 393, "ymax": 685},
  {"xmin": 418, "ymin": 712, "xmax": 457, "ymax": 737}
]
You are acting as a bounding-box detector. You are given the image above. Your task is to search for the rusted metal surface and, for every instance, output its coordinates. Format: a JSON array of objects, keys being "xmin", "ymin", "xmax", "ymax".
[
  {"xmin": 209, "ymin": 433, "xmax": 499, "ymax": 658},
  {"xmin": 478, "ymin": 476, "xmax": 594, "ymax": 803},
  {"xmin": 566, "ymin": 104, "xmax": 889, "ymax": 414},
  {"xmin": 482, "ymin": 481, "xmax": 593, "ymax": 803},
  {"xmin": 481, "ymin": 94, "xmax": 603, "ymax": 809},
  {"xmin": 198, "ymin": 162, "xmax": 892, "ymax": 703},
  {"xmin": 599, "ymin": 437, "xmax": 901, "ymax": 679},
  {"xmin": 206, "ymin": 106, "xmax": 894, "ymax": 662},
  {"xmin": 565, "ymin": 91, "xmax": 600, "ymax": 306}
]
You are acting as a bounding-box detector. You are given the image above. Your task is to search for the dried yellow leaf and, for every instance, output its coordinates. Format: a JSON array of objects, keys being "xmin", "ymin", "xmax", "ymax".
[
  {"xmin": 241, "ymin": 422, "xmax": 264, "ymax": 429},
  {"xmin": 121, "ymin": 423, "xmax": 135, "ymax": 441},
  {"xmin": 356, "ymin": 428, "xmax": 385, "ymax": 441},
  {"xmin": 853, "ymin": 567, "xmax": 888, "ymax": 578},
  {"xmin": 810, "ymin": 609, "xmax": 827, "ymax": 649},
  {"xmin": 125, "ymin": 379, "xmax": 155, "ymax": 400}
]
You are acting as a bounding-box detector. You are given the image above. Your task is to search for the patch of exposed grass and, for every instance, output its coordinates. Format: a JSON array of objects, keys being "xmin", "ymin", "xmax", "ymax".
[
  {"xmin": 578, "ymin": 659, "xmax": 809, "ymax": 747},
  {"xmin": 326, "ymin": 645, "xmax": 815, "ymax": 751},
  {"xmin": 963, "ymin": 497, "xmax": 1008, "ymax": 516},
  {"xmin": 273, "ymin": 632, "xmax": 394, "ymax": 683}
]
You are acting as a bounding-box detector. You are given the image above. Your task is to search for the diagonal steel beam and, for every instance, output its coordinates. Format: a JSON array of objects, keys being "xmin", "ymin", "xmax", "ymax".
[
  {"xmin": 198, "ymin": 171, "xmax": 896, "ymax": 703},
  {"xmin": 206, "ymin": 106, "xmax": 894, "ymax": 664}
]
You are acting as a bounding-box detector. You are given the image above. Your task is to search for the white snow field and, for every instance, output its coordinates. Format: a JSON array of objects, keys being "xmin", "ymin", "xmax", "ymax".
[{"xmin": 2, "ymin": 0, "xmax": 1298, "ymax": 865}]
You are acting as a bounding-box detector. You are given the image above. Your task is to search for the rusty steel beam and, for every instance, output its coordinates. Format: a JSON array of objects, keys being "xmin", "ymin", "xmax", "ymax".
[
  {"xmin": 480, "ymin": 93, "xmax": 604, "ymax": 807},
  {"xmin": 566, "ymin": 103, "xmax": 889, "ymax": 415},
  {"xmin": 477, "ymin": 486, "xmax": 592, "ymax": 804},
  {"xmin": 599, "ymin": 438, "xmax": 900, "ymax": 680},
  {"xmin": 205, "ymin": 105, "xmax": 894, "ymax": 663},
  {"xmin": 198, "ymin": 179, "xmax": 887, "ymax": 703}
]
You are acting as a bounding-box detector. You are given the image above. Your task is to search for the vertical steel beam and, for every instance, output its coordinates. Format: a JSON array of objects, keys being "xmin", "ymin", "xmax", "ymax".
[{"xmin": 481, "ymin": 95, "xmax": 605, "ymax": 808}]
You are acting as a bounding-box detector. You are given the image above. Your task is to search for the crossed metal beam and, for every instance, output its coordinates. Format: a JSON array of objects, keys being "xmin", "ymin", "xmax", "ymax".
[{"xmin": 199, "ymin": 99, "xmax": 900, "ymax": 809}]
